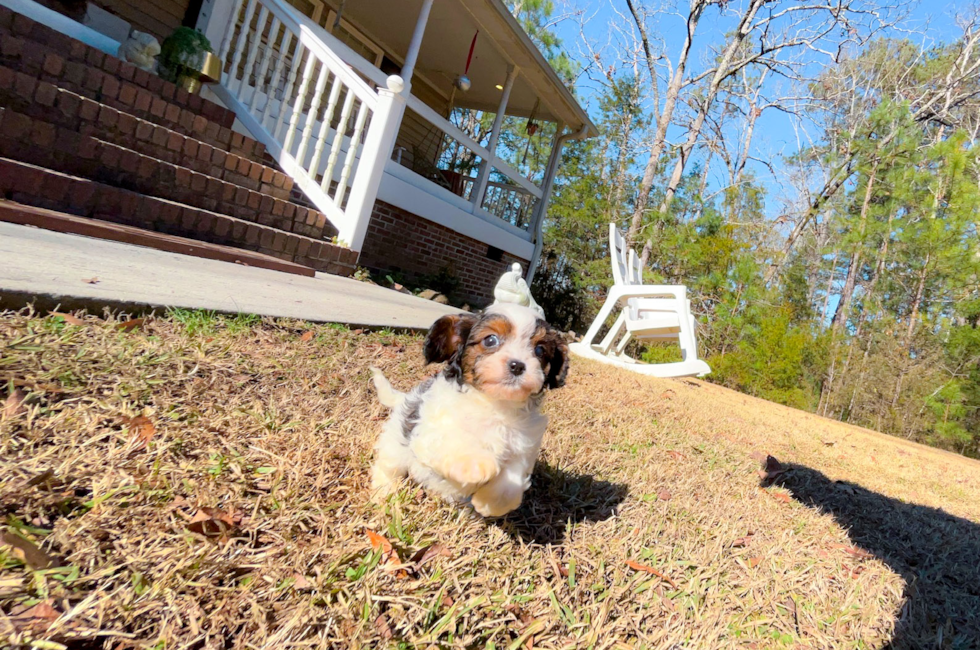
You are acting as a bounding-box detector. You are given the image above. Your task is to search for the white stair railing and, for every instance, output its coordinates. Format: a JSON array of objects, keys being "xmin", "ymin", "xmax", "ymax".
[{"xmin": 208, "ymin": 0, "xmax": 404, "ymax": 251}]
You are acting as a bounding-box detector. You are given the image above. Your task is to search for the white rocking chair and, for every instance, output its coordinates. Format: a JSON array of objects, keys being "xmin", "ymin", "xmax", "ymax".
[{"xmin": 569, "ymin": 225, "xmax": 711, "ymax": 378}]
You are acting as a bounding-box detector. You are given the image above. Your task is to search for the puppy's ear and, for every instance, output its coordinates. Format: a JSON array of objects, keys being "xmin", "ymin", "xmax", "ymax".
[
  {"xmin": 542, "ymin": 328, "xmax": 570, "ymax": 389},
  {"xmin": 424, "ymin": 313, "xmax": 477, "ymax": 364}
]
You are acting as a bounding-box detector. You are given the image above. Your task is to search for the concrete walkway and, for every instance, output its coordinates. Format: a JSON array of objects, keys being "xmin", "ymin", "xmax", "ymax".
[{"xmin": 0, "ymin": 222, "xmax": 459, "ymax": 329}]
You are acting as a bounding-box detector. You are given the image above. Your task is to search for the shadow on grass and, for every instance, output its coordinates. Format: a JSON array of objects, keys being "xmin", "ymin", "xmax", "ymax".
[
  {"xmin": 496, "ymin": 462, "xmax": 627, "ymax": 545},
  {"xmin": 767, "ymin": 464, "xmax": 980, "ymax": 650}
]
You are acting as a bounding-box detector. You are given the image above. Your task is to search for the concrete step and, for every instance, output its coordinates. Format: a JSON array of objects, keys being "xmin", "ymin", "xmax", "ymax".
[{"xmin": 0, "ymin": 200, "xmax": 316, "ymax": 277}]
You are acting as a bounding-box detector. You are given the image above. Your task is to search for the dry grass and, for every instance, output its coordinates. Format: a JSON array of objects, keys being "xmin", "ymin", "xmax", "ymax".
[{"xmin": 1, "ymin": 308, "xmax": 978, "ymax": 649}]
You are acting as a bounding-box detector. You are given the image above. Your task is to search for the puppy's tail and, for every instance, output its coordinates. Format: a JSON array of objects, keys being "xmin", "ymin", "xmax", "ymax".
[{"xmin": 370, "ymin": 367, "xmax": 404, "ymax": 409}]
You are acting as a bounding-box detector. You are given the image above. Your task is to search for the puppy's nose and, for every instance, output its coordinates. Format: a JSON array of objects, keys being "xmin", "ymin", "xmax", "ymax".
[{"xmin": 509, "ymin": 359, "xmax": 526, "ymax": 376}]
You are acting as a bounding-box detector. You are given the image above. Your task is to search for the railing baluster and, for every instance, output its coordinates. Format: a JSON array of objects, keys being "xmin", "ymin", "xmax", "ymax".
[
  {"xmin": 281, "ymin": 51, "xmax": 317, "ymax": 156},
  {"xmin": 248, "ymin": 14, "xmax": 279, "ymax": 115},
  {"xmin": 226, "ymin": 0, "xmax": 258, "ymax": 96},
  {"xmin": 237, "ymin": 5, "xmax": 268, "ymax": 95},
  {"xmin": 272, "ymin": 43, "xmax": 306, "ymax": 142},
  {"xmin": 335, "ymin": 101, "xmax": 369, "ymax": 206},
  {"xmin": 320, "ymin": 90, "xmax": 355, "ymax": 196},
  {"xmin": 260, "ymin": 30, "xmax": 292, "ymax": 128},
  {"xmin": 294, "ymin": 61, "xmax": 331, "ymax": 169},
  {"xmin": 217, "ymin": 0, "xmax": 245, "ymax": 76},
  {"xmin": 308, "ymin": 77, "xmax": 343, "ymax": 178}
]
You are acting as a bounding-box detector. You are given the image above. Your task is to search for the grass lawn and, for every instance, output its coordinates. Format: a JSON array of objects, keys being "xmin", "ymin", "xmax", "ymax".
[{"xmin": 2, "ymin": 309, "xmax": 979, "ymax": 649}]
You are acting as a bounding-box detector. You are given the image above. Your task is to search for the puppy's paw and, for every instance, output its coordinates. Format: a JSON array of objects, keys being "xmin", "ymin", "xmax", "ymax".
[
  {"xmin": 443, "ymin": 454, "xmax": 499, "ymax": 486},
  {"xmin": 370, "ymin": 462, "xmax": 403, "ymax": 502},
  {"xmin": 471, "ymin": 491, "xmax": 522, "ymax": 518}
]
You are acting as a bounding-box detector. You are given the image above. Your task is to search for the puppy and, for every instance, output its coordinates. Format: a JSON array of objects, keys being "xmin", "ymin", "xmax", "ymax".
[{"xmin": 370, "ymin": 303, "xmax": 568, "ymax": 517}]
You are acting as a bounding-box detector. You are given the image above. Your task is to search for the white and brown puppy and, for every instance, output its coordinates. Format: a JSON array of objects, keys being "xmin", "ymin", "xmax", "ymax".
[{"xmin": 370, "ymin": 303, "xmax": 568, "ymax": 517}]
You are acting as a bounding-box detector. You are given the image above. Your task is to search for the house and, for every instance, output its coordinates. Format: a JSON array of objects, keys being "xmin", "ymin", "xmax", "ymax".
[{"xmin": 0, "ymin": 0, "xmax": 594, "ymax": 305}]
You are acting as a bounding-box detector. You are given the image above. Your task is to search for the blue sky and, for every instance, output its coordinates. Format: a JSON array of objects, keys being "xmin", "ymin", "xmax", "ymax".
[{"xmin": 545, "ymin": 0, "xmax": 968, "ymax": 216}]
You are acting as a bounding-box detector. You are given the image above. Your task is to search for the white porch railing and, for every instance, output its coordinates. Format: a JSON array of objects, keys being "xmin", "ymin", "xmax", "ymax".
[
  {"xmin": 458, "ymin": 177, "xmax": 536, "ymax": 230},
  {"xmin": 404, "ymin": 95, "xmax": 544, "ymax": 208},
  {"xmin": 205, "ymin": 0, "xmax": 546, "ymax": 249},
  {"xmin": 208, "ymin": 0, "xmax": 403, "ymax": 250}
]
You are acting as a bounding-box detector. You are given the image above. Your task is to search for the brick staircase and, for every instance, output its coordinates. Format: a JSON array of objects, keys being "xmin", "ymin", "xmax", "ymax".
[{"xmin": 0, "ymin": 5, "xmax": 358, "ymax": 276}]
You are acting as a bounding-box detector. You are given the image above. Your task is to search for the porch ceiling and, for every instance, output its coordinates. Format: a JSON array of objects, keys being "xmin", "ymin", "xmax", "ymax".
[{"xmin": 325, "ymin": 0, "xmax": 595, "ymax": 136}]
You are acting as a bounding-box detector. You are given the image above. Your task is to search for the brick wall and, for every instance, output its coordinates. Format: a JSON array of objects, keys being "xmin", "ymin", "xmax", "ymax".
[{"xmin": 358, "ymin": 200, "xmax": 529, "ymax": 307}]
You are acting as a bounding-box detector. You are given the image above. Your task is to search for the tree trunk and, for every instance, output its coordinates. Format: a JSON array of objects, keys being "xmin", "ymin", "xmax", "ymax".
[
  {"xmin": 638, "ymin": 0, "xmax": 768, "ymax": 270},
  {"xmin": 831, "ymin": 161, "xmax": 878, "ymax": 333},
  {"xmin": 892, "ymin": 253, "xmax": 930, "ymax": 408},
  {"xmin": 764, "ymin": 160, "xmax": 854, "ymax": 284},
  {"xmin": 841, "ymin": 211, "xmax": 893, "ymax": 419},
  {"xmin": 822, "ymin": 252, "xmax": 838, "ymax": 324},
  {"xmin": 624, "ymin": 0, "xmax": 706, "ymax": 248}
]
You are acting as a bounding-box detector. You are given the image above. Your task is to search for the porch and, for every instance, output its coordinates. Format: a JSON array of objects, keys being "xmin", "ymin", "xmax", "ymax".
[
  {"xmin": 0, "ymin": 0, "xmax": 592, "ymax": 305},
  {"xmin": 197, "ymin": 0, "xmax": 595, "ymax": 282}
]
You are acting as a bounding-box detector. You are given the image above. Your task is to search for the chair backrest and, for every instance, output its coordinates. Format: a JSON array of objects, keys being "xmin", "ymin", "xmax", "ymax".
[
  {"xmin": 609, "ymin": 224, "xmax": 631, "ymax": 286},
  {"xmin": 628, "ymin": 248, "xmax": 643, "ymax": 285}
]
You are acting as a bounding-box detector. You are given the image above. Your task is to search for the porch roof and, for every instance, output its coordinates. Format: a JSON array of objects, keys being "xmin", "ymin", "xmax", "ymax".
[{"xmin": 328, "ymin": 0, "xmax": 596, "ymax": 137}]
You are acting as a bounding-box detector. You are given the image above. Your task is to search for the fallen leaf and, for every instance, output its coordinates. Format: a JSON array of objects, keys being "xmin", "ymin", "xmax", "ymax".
[
  {"xmin": 731, "ymin": 534, "xmax": 755, "ymax": 548},
  {"xmin": 783, "ymin": 596, "xmax": 800, "ymax": 634},
  {"xmin": 823, "ymin": 440, "xmax": 837, "ymax": 446},
  {"xmin": 50, "ymin": 311, "xmax": 85, "ymax": 326},
  {"xmin": 666, "ymin": 450, "xmax": 686, "ymax": 460},
  {"xmin": 25, "ymin": 469, "xmax": 56, "ymax": 488},
  {"xmin": 83, "ymin": 277, "xmax": 99, "ymax": 284},
  {"xmin": 829, "ymin": 543, "xmax": 873, "ymax": 560},
  {"xmin": 116, "ymin": 318, "xmax": 146, "ymax": 332},
  {"xmin": 127, "ymin": 415, "xmax": 156, "ymax": 446},
  {"xmin": 186, "ymin": 507, "xmax": 240, "ymax": 541},
  {"xmin": 747, "ymin": 556, "xmax": 763, "ymax": 568},
  {"xmin": 505, "ymin": 603, "xmax": 533, "ymax": 625},
  {"xmin": 374, "ymin": 613, "xmax": 393, "ymax": 640},
  {"xmin": 9, "ymin": 600, "xmax": 60, "ymax": 633},
  {"xmin": 292, "ymin": 573, "xmax": 313, "ymax": 590},
  {"xmin": 661, "ymin": 390, "xmax": 675, "ymax": 400},
  {"xmin": 441, "ymin": 595, "xmax": 454, "ymax": 607},
  {"xmin": 749, "ymin": 451, "xmax": 767, "ymax": 463},
  {"xmin": 365, "ymin": 528, "xmax": 394, "ymax": 555},
  {"xmin": 765, "ymin": 490, "xmax": 792, "ymax": 504},
  {"xmin": 625, "ymin": 559, "xmax": 677, "ymax": 588},
  {"xmin": 657, "ymin": 490, "xmax": 672, "ymax": 501},
  {"xmin": 1, "ymin": 530, "xmax": 54, "ymax": 569},
  {"xmin": 409, "ymin": 543, "xmax": 451, "ymax": 566},
  {"xmin": 3, "ymin": 389, "xmax": 27, "ymax": 418},
  {"xmin": 365, "ymin": 528, "xmax": 407, "ymax": 577},
  {"xmin": 299, "ymin": 330, "xmax": 314, "ymax": 342}
]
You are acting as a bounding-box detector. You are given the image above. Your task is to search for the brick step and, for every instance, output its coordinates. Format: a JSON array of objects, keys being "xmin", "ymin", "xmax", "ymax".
[
  {"xmin": 0, "ymin": 200, "xmax": 315, "ymax": 277},
  {"xmin": 0, "ymin": 105, "xmax": 330, "ymax": 240},
  {"xmin": 0, "ymin": 157, "xmax": 358, "ymax": 275},
  {"xmin": 0, "ymin": 84, "xmax": 295, "ymax": 199},
  {"xmin": 0, "ymin": 7, "xmax": 271, "ymax": 165}
]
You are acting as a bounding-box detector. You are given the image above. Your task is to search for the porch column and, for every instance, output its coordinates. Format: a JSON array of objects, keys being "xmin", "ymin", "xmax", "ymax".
[
  {"xmin": 527, "ymin": 123, "xmax": 575, "ymax": 284},
  {"xmin": 471, "ymin": 65, "xmax": 519, "ymax": 211},
  {"xmin": 401, "ymin": 0, "xmax": 435, "ymax": 88}
]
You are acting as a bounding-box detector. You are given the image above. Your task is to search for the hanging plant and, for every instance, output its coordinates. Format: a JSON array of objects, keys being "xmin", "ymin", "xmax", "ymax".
[{"xmin": 157, "ymin": 27, "xmax": 213, "ymax": 84}]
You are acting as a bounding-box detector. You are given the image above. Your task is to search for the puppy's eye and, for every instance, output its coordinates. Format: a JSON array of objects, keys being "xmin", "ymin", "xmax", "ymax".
[
  {"xmin": 483, "ymin": 334, "xmax": 499, "ymax": 348},
  {"xmin": 534, "ymin": 344, "xmax": 547, "ymax": 357}
]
